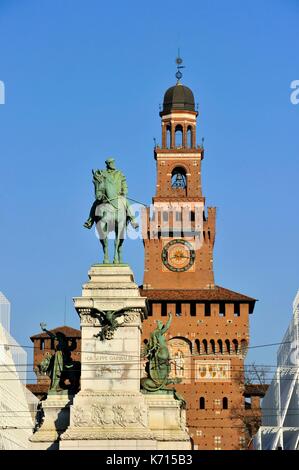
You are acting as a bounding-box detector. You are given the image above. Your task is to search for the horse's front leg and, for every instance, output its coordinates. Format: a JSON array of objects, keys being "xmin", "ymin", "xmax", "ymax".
[
  {"xmin": 100, "ymin": 238, "xmax": 109, "ymax": 264},
  {"xmin": 99, "ymin": 221, "xmax": 109, "ymax": 264},
  {"xmin": 100, "ymin": 237, "xmax": 109, "ymax": 264},
  {"xmin": 117, "ymin": 239, "xmax": 124, "ymax": 264},
  {"xmin": 113, "ymin": 221, "xmax": 121, "ymax": 264},
  {"xmin": 113, "ymin": 237, "xmax": 119, "ymax": 264},
  {"xmin": 117, "ymin": 224, "xmax": 126, "ymax": 264}
]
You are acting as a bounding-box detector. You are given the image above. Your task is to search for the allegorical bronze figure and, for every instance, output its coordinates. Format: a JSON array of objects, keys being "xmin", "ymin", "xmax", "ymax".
[{"xmin": 39, "ymin": 323, "xmax": 80, "ymax": 393}]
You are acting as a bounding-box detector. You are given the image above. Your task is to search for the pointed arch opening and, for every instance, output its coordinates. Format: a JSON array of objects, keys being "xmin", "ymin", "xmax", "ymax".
[{"xmin": 168, "ymin": 337, "xmax": 192, "ymax": 384}]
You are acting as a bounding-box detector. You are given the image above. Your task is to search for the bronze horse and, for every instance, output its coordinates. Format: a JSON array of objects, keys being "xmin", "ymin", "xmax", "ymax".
[{"xmin": 93, "ymin": 172, "xmax": 127, "ymax": 264}]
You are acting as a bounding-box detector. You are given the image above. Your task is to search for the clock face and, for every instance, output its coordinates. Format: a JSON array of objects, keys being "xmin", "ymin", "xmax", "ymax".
[{"xmin": 162, "ymin": 239, "xmax": 195, "ymax": 272}]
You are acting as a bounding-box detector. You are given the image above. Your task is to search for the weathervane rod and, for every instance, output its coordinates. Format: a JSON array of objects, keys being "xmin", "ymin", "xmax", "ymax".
[{"xmin": 175, "ymin": 49, "xmax": 185, "ymax": 83}]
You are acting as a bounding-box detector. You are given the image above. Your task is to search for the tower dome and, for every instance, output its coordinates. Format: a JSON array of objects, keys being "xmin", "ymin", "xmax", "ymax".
[{"xmin": 160, "ymin": 83, "xmax": 195, "ymax": 116}]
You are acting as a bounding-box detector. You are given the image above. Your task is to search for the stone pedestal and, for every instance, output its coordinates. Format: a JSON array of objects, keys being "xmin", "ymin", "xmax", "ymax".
[
  {"xmin": 144, "ymin": 393, "xmax": 190, "ymax": 449},
  {"xmin": 59, "ymin": 264, "xmax": 190, "ymax": 450},
  {"xmin": 30, "ymin": 392, "xmax": 73, "ymax": 450}
]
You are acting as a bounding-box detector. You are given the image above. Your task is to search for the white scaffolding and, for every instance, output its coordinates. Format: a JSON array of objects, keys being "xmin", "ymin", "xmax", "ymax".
[
  {"xmin": 0, "ymin": 292, "xmax": 27, "ymax": 383},
  {"xmin": 0, "ymin": 324, "xmax": 38, "ymax": 449},
  {"xmin": 0, "ymin": 292, "xmax": 10, "ymax": 333},
  {"xmin": 254, "ymin": 290, "xmax": 299, "ymax": 450}
]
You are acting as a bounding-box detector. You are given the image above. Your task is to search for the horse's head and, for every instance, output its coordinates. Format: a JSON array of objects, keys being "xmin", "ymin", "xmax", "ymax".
[{"xmin": 93, "ymin": 172, "xmax": 106, "ymax": 200}]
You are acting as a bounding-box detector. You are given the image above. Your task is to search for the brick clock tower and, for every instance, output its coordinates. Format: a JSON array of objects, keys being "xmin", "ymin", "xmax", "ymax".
[{"xmin": 140, "ymin": 64, "xmax": 256, "ymax": 450}]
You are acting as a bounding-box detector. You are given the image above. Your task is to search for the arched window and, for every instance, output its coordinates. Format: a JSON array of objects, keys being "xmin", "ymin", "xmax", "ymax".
[
  {"xmin": 217, "ymin": 339, "xmax": 223, "ymax": 354},
  {"xmin": 225, "ymin": 339, "xmax": 230, "ymax": 354},
  {"xmin": 171, "ymin": 167, "xmax": 187, "ymax": 189},
  {"xmin": 232, "ymin": 339, "xmax": 239, "ymax": 354},
  {"xmin": 166, "ymin": 125, "xmax": 171, "ymax": 148},
  {"xmin": 210, "ymin": 339, "xmax": 216, "ymax": 354},
  {"xmin": 187, "ymin": 126, "xmax": 192, "ymax": 148},
  {"xmin": 175, "ymin": 124, "xmax": 183, "ymax": 147},
  {"xmin": 202, "ymin": 339, "xmax": 208, "ymax": 354},
  {"xmin": 223, "ymin": 397, "xmax": 228, "ymax": 410},
  {"xmin": 199, "ymin": 397, "xmax": 205, "ymax": 409},
  {"xmin": 195, "ymin": 339, "xmax": 200, "ymax": 354}
]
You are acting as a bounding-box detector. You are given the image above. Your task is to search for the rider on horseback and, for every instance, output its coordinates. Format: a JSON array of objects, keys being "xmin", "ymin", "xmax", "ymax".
[{"xmin": 84, "ymin": 158, "xmax": 139, "ymax": 230}]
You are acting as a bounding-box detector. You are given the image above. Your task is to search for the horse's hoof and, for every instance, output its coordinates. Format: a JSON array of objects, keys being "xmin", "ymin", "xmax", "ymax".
[
  {"xmin": 103, "ymin": 259, "xmax": 110, "ymax": 264},
  {"xmin": 113, "ymin": 259, "xmax": 119, "ymax": 264},
  {"xmin": 83, "ymin": 222, "xmax": 92, "ymax": 229}
]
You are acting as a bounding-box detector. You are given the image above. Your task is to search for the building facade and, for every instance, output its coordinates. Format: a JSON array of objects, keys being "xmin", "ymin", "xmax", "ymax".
[
  {"xmin": 254, "ymin": 290, "xmax": 299, "ymax": 450},
  {"xmin": 140, "ymin": 72, "xmax": 256, "ymax": 450}
]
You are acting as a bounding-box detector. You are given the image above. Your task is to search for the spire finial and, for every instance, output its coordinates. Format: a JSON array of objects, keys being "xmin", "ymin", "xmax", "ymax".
[{"xmin": 175, "ymin": 49, "xmax": 185, "ymax": 84}]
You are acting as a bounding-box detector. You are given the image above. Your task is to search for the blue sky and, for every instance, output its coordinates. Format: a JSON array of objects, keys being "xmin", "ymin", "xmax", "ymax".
[{"xmin": 0, "ymin": 0, "xmax": 298, "ymax": 377}]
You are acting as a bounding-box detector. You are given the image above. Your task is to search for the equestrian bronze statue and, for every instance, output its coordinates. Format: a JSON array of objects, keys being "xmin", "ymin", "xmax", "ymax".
[{"xmin": 84, "ymin": 158, "xmax": 138, "ymax": 264}]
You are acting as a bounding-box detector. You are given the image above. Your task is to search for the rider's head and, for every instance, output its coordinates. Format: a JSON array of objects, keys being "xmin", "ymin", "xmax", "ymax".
[
  {"xmin": 105, "ymin": 158, "xmax": 116, "ymax": 170},
  {"xmin": 156, "ymin": 320, "xmax": 163, "ymax": 330}
]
